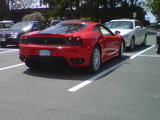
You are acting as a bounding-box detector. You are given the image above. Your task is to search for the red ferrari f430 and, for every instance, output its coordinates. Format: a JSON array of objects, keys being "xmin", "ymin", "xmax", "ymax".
[{"xmin": 19, "ymin": 22, "xmax": 125, "ymax": 72}]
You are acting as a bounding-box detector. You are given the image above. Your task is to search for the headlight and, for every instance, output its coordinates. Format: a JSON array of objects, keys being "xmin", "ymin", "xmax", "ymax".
[
  {"xmin": 11, "ymin": 33, "xmax": 18, "ymax": 38},
  {"xmin": 123, "ymin": 34, "xmax": 129, "ymax": 39}
]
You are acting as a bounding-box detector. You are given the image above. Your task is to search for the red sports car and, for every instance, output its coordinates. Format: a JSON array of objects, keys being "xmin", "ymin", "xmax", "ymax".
[{"xmin": 19, "ymin": 22, "xmax": 125, "ymax": 72}]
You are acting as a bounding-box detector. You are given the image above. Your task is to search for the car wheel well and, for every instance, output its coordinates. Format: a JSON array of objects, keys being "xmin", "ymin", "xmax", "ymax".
[
  {"xmin": 122, "ymin": 39, "xmax": 125, "ymax": 50},
  {"xmin": 132, "ymin": 36, "xmax": 135, "ymax": 39},
  {"xmin": 94, "ymin": 44, "xmax": 101, "ymax": 57}
]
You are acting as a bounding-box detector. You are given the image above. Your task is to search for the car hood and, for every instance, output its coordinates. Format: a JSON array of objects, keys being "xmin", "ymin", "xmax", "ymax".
[
  {"xmin": 110, "ymin": 29, "xmax": 133, "ymax": 35},
  {"xmin": 0, "ymin": 29, "xmax": 25, "ymax": 35}
]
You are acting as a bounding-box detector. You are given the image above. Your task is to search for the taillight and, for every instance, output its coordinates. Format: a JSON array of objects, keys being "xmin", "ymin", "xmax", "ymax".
[
  {"xmin": 67, "ymin": 36, "xmax": 83, "ymax": 45},
  {"xmin": 19, "ymin": 36, "xmax": 28, "ymax": 44}
]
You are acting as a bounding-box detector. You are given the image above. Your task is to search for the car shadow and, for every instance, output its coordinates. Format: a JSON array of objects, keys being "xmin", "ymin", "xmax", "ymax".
[
  {"xmin": 23, "ymin": 56, "xmax": 130, "ymax": 81},
  {"xmin": 125, "ymin": 45, "xmax": 152, "ymax": 52}
]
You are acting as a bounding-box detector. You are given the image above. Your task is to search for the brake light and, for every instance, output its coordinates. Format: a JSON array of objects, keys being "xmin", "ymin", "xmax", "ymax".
[{"xmin": 67, "ymin": 36, "xmax": 83, "ymax": 45}]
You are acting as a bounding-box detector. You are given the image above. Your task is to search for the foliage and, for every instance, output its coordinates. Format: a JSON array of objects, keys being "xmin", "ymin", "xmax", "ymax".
[
  {"xmin": 145, "ymin": 0, "xmax": 160, "ymax": 15},
  {"xmin": 22, "ymin": 12, "xmax": 45, "ymax": 21},
  {"xmin": 80, "ymin": 17, "xmax": 91, "ymax": 21},
  {"xmin": 39, "ymin": 0, "xmax": 146, "ymax": 22},
  {"xmin": 0, "ymin": 0, "xmax": 10, "ymax": 20}
]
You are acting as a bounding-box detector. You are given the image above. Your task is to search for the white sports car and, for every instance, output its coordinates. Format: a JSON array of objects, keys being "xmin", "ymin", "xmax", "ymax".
[{"xmin": 105, "ymin": 19, "xmax": 147, "ymax": 50}]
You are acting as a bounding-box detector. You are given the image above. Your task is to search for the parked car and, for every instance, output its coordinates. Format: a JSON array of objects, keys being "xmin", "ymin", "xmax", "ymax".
[
  {"xmin": 156, "ymin": 29, "xmax": 160, "ymax": 54},
  {"xmin": 0, "ymin": 21, "xmax": 45, "ymax": 47},
  {"xmin": 0, "ymin": 21, "xmax": 14, "ymax": 31},
  {"xmin": 2, "ymin": 20, "xmax": 14, "ymax": 24},
  {"xmin": 59, "ymin": 19, "xmax": 89, "ymax": 24},
  {"xmin": 19, "ymin": 22, "xmax": 125, "ymax": 72},
  {"xmin": 105, "ymin": 19, "xmax": 147, "ymax": 50},
  {"xmin": 50, "ymin": 20, "xmax": 62, "ymax": 26}
]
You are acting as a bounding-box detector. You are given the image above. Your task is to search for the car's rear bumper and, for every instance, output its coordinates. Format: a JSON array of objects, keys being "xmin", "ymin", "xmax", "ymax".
[{"xmin": 19, "ymin": 44, "xmax": 93, "ymax": 67}]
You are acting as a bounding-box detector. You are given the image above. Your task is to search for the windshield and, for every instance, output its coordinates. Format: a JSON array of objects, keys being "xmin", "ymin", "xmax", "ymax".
[
  {"xmin": 41, "ymin": 23, "xmax": 88, "ymax": 34},
  {"xmin": 105, "ymin": 21, "xmax": 133, "ymax": 29},
  {"xmin": 10, "ymin": 22, "xmax": 33, "ymax": 31}
]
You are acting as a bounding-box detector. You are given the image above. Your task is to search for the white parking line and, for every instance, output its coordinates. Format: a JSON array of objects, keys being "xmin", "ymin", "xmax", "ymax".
[
  {"xmin": 0, "ymin": 49, "xmax": 19, "ymax": 54},
  {"xmin": 68, "ymin": 45, "xmax": 155, "ymax": 92},
  {"xmin": 0, "ymin": 63, "xmax": 25, "ymax": 71},
  {"xmin": 124, "ymin": 54, "xmax": 160, "ymax": 58},
  {"xmin": 130, "ymin": 45, "xmax": 155, "ymax": 59},
  {"xmin": 68, "ymin": 59, "xmax": 129, "ymax": 92}
]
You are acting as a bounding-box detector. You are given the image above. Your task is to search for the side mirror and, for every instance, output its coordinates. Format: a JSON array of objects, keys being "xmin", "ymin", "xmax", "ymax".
[
  {"xmin": 115, "ymin": 30, "xmax": 120, "ymax": 35},
  {"xmin": 135, "ymin": 26, "xmax": 141, "ymax": 29}
]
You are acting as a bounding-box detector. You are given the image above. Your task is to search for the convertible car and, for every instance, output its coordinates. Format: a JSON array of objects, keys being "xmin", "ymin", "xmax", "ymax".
[{"xmin": 19, "ymin": 22, "xmax": 125, "ymax": 72}]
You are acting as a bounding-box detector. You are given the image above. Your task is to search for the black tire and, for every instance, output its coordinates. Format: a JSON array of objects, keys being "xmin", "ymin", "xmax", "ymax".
[
  {"xmin": 156, "ymin": 44, "xmax": 160, "ymax": 54},
  {"xmin": 1, "ymin": 42, "xmax": 7, "ymax": 48},
  {"xmin": 129, "ymin": 37, "xmax": 135, "ymax": 50},
  {"xmin": 88, "ymin": 46, "xmax": 101, "ymax": 73},
  {"xmin": 141, "ymin": 34, "xmax": 147, "ymax": 46},
  {"xmin": 25, "ymin": 58, "xmax": 39, "ymax": 69},
  {"xmin": 119, "ymin": 42, "xmax": 124, "ymax": 58}
]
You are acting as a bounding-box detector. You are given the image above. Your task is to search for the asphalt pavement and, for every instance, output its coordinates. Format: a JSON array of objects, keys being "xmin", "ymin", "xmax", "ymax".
[{"xmin": 0, "ymin": 28, "xmax": 160, "ymax": 120}]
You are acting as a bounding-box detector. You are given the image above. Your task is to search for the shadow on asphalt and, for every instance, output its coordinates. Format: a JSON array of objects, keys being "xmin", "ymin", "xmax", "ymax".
[
  {"xmin": 125, "ymin": 45, "xmax": 152, "ymax": 52},
  {"xmin": 23, "ymin": 45, "xmax": 152, "ymax": 81},
  {"xmin": 23, "ymin": 56, "xmax": 130, "ymax": 81}
]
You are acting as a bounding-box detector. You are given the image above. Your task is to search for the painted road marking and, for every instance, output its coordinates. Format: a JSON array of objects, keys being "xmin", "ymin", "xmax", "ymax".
[
  {"xmin": 0, "ymin": 50, "xmax": 19, "ymax": 54},
  {"xmin": 124, "ymin": 54, "xmax": 160, "ymax": 58},
  {"xmin": 0, "ymin": 48, "xmax": 19, "ymax": 54},
  {"xmin": 68, "ymin": 45, "xmax": 155, "ymax": 92},
  {"xmin": 0, "ymin": 63, "xmax": 25, "ymax": 71},
  {"xmin": 0, "ymin": 45, "xmax": 156, "ymax": 92},
  {"xmin": 130, "ymin": 45, "xmax": 155, "ymax": 59}
]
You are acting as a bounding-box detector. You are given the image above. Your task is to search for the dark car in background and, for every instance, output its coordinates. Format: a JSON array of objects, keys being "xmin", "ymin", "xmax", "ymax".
[
  {"xmin": 49, "ymin": 19, "xmax": 89, "ymax": 27},
  {"xmin": 50, "ymin": 20, "xmax": 62, "ymax": 26},
  {"xmin": 156, "ymin": 29, "xmax": 160, "ymax": 54},
  {"xmin": 58, "ymin": 19, "xmax": 89, "ymax": 24},
  {"xmin": 0, "ymin": 21, "xmax": 14, "ymax": 31},
  {"xmin": 0, "ymin": 21, "xmax": 46, "ymax": 47}
]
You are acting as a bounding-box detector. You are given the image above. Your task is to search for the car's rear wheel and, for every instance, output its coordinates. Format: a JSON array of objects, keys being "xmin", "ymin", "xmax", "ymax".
[
  {"xmin": 119, "ymin": 42, "xmax": 124, "ymax": 58},
  {"xmin": 130, "ymin": 37, "xmax": 135, "ymax": 50},
  {"xmin": 141, "ymin": 34, "xmax": 147, "ymax": 45},
  {"xmin": 25, "ymin": 58, "xmax": 39, "ymax": 69},
  {"xmin": 88, "ymin": 46, "xmax": 101, "ymax": 73},
  {"xmin": 156, "ymin": 44, "xmax": 160, "ymax": 54}
]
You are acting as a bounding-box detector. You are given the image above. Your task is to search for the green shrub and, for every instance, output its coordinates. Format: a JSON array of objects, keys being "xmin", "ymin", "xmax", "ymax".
[{"xmin": 22, "ymin": 12, "xmax": 45, "ymax": 21}]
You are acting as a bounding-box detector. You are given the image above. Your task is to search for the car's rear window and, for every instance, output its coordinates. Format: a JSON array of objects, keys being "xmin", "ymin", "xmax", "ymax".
[{"xmin": 41, "ymin": 23, "xmax": 88, "ymax": 34}]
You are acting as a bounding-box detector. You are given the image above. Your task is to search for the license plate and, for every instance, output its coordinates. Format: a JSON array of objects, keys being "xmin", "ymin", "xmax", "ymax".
[
  {"xmin": 0, "ymin": 38, "xmax": 6, "ymax": 42},
  {"xmin": 39, "ymin": 50, "xmax": 51, "ymax": 56}
]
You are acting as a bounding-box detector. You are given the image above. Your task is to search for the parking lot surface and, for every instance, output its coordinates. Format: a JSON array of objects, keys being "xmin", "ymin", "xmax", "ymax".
[{"xmin": 0, "ymin": 30, "xmax": 160, "ymax": 120}]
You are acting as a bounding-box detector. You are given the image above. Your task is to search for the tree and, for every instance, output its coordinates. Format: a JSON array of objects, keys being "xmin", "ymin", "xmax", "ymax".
[
  {"xmin": 146, "ymin": 0, "xmax": 160, "ymax": 15},
  {"xmin": 0, "ymin": 0, "xmax": 10, "ymax": 20},
  {"xmin": 22, "ymin": 12, "xmax": 45, "ymax": 21},
  {"xmin": 43, "ymin": 0, "xmax": 145, "ymax": 22}
]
